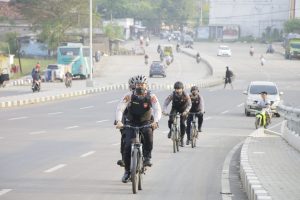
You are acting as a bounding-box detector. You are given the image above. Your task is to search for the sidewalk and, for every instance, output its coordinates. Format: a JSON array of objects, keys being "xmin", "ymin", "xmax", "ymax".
[{"xmin": 240, "ymin": 129, "xmax": 300, "ymax": 200}]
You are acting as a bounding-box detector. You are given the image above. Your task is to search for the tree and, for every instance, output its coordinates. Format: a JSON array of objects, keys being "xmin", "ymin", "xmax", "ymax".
[
  {"xmin": 284, "ymin": 19, "xmax": 300, "ymax": 34},
  {"xmin": 15, "ymin": 0, "xmax": 100, "ymax": 50}
]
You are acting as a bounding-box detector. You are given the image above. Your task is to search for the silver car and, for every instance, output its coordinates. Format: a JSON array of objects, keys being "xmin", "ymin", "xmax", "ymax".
[{"xmin": 243, "ymin": 81, "xmax": 283, "ymax": 117}]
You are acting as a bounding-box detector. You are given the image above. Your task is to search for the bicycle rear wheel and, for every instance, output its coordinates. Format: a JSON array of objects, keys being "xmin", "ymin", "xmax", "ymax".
[
  {"xmin": 131, "ymin": 148, "xmax": 138, "ymax": 194},
  {"xmin": 192, "ymin": 126, "xmax": 197, "ymax": 148}
]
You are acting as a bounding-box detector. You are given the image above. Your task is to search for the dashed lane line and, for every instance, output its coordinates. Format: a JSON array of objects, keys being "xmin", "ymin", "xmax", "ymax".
[
  {"xmin": 48, "ymin": 112, "xmax": 63, "ymax": 115},
  {"xmin": 80, "ymin": 151, "xmax": 96, "ymax": 158},
  {"xmin": 106, "ymin": 99, "xmax": 119, "ymax": 104},
  {"xmin": 64, "ymin": 126, "xmax": 79, "ymax": 130},
  {"xmin": 8, "ymin": 116, "xmax": 28, "ymax": 121},
  {"xmin": 204, "ymin": 116, "xmax": 212, "ymax": 120},
  {"xmin": 237, "ymin": 103, "xmax": 244, "ymax": 107},
  {"xmin": 0, "ymin": 189, "xmax": 12, "ymax": 196},
  {"xmin": 96, "ymin": 120, "xmax": 109, "ymax": 123},
  {"xmin": 44, "ymin": 164, "xmax": 66, "ymax": 173},
  {"xmin": 112, "ymin": 143, "xmax": 120, "ymax": 146},
  {"xmin": 0, "ymin": 137, "xmax": 4, "ymax": 140},
  {"xmin": 80, "ymin": 106, "xmax": 94, "ymax": 110},
  {"xmin": 29, "ymin": 130, "xmax": 46, "ymax": 135},
  {"xmin": 221, "ymin": 110, "xmax": 229, "ymax": 114}
]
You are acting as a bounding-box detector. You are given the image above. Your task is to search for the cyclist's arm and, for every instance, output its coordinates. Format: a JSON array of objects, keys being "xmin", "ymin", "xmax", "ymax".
[
  {"xmin": 184, "ymin": 94, "xmax": 192, "ymax": 113},
  {"xmin": 150, "ymin": 94, "xmax": 162, "ymax": 122},
  {"xmin": 163, "ymin": 94, "xmax": 172, "ymax": 113},
  {"xmin": 115, "ymin": 92, "xmax": 131, "ymax": 122},
  {"xmin": 200, "ymin": 95, "xmax": 205, "ymax": 112}
]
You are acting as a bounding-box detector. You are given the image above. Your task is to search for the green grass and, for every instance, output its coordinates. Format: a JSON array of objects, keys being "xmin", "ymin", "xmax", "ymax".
[{"xmin": 12, "ymin": 57, "xmax": 56, "ymax": 79}]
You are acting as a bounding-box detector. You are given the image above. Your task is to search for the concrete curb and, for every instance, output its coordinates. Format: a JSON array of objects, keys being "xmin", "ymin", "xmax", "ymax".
[
  {"xmin": 0, "ymin": 79, "xmax": 223, "ymax": 108},
  {"xmin": 240, "ymin": 128, "xmax": 273, "ymax": 200},
  {"xmin": 281, "ymin": 120, "xmax": 300, "ymax": 152}
]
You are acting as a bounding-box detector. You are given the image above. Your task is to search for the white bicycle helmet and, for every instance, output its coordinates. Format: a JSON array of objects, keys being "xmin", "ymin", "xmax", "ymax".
[{"xmin": 134, "ymin": 75, "xmax": 148, "ymax": 84}]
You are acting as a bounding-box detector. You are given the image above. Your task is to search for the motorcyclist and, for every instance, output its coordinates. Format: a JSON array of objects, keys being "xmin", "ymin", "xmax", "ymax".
[
  {"xmin": 162, "ymin": 81, "xmax": 192, "ymax": 147},
  {"xmin": 176, "ymin": 43, "xmax": 180, "ymax": 52},
  {"xmin": 116, "ymin": 76, "xmax": 137, "ymax": 168},
  {"xmin": 250, "ymin": 46, "xmax": 254, "ymax": 56},
  {"xmin": 196, "ymin": 52, "xmax": 201, "ymax": 63},
  {"xmin": 186, "ymin": 86, "xmax": 204, "ymax": 145},
  {"xmin": 256, "ymin": 91, "xmax": 272, "ymax": 125},
  {"xmin": 144, "ymin": 54, "xmax": 149, "ymax": 65},
  {"xmin": 32, "ymin": 67, "xmax": 41, "ymax": 90},
  {"xmin": 115, "ymin": 75, "xmax": 162, "ymax": 183},
  {"xmin": 157, "ymin": 44, "xmax": 161, "ymax": 54}
]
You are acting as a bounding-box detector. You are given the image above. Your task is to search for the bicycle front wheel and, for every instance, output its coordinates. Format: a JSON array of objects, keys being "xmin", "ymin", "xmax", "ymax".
[
  {"xmin": 176, "ymin": 127, "xmax": 180, "ymax": 152},
  {"xmin": 171, "ymin": 126, "xmax": 177, "ymax": 153},
  {"xmin": 191, "ymin": 125, "xmax": 197, "ymax": 148},
  {"xmin": 138, "ymin": 153, "xmax": 143, "ymax": 190},
  {"xmin": 131, "ymin": 148, "xmax": 138, "ymax": 194}
]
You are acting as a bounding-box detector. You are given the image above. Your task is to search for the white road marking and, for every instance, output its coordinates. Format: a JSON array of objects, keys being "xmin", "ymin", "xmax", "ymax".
[
  {"xmin": 0, "ymin": 189, "xmax": 12, "ymax": 196},
  {"xmin": 221, "ymin": 110, "xmax": 229, "ymax": 114},
  {"xmin": 106, "ymin": 99, "xmax": 119, "ymax": 104},
  {"xmin": 8, "ymin": 116, "xmax": 28, "ymax": 121},
  {"xmin": 80, "ymin": 106, "xmax": 94, "ymax": 110},
  {"xmin": 112, "ymin": 143, "xmax": 120, "ymax": 146},
  {"xmin": 65, "ymin": 126, "xmax": 79, "ymax": 130},
  {"xmin": 268, "ymin": 121, "xmax": 283, "ymax": 129},
  {"xmin": 29, "ymin": 131, "xmax": 46, "ymax": 135},
  {"xmin": 80, "ymin": 151, "xmax": 96, "ymax": 158},
  {"xmin": 162, "ymin": 130, "xmax": 169, "ymax": 134},
  {"xmin": 253, "ymin": 152, "xmax": 265, "ymax": 154},
  {"xmin": 204, "ymin": 117, "xmax": 212, "ymax": 120},
  {"xmin": 0, "ymin": 137, "xmax": 4, "ymax": 140},
  {"xmin": 237, "ymin": 103, "xmax": 244, "ymax": 107},
  {"xmin": 96, "ymin": 119, "xmax": 109, "ymax": 123},
  {"xmin": 48, "ymin": 112, "xmax": 63, "ymax": 115},
  {"xmin": 44, "ymin": 164, "xmax": 66, "ymax": 173}
]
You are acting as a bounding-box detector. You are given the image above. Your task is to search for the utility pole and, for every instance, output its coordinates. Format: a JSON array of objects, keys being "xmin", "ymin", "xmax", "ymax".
[
  {"xmin": 87, "ymin": 0, "xmax": 94, "ymax": 87},
  {"xmin": 290, "ymin": 0, "xmax": 296, "ymax": 19}
]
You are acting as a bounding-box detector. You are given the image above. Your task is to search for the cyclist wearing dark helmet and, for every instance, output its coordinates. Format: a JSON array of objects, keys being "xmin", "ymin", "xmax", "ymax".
[
  {"xmin": 115, "ymin": 76, "xmax": 137, "ymax": 168},
  {"xmin": 162, "ymin": 81, "xmax": 191, "ymax": 147},
  {"xmin": 115, "ymin": 75, "xmax": 162, "ymax": 183},
  {"xmin": 185, "ymin": 86, "xmax": 205, "ymax": 145}
]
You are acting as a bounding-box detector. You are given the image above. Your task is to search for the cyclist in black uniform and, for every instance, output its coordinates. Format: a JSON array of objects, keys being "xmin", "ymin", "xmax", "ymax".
[
  {"xmin": 162, "ymin": 81, "xmax": 191, "ymax": 147},
  {"xmin": 115, "ymin": 75, "xmax": 162, "ymax": 183},
  {"xmin": 186, "ymin": 86, "xmax": 205, "ymax": 145}
]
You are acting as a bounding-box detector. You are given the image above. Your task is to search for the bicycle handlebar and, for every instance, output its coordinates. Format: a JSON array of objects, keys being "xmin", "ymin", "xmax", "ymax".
[{"xmin": 122, "ymin": 124, "xmax": 152, "ymax": 129}]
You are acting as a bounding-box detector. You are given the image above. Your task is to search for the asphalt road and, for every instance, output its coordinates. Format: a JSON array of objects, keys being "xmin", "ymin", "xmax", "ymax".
[{"xmin": 0, "ymin": 41, "xmax": 299, "ymax": 200}]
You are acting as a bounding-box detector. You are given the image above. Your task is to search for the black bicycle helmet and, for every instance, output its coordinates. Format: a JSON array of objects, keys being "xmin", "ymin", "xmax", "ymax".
[
  {"xmin": 190, "ymin": 86, "xmax": 199, "ymax": 92},
  {"xmin": 174, "ymin": 81, "xmax": 184, "ymax": 89}
]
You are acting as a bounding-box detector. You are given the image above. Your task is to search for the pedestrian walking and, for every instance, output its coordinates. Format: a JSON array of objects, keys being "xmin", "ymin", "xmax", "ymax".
[{"xmin": 224, "ymin": 66, "xmax": 234, "ymax": 89}]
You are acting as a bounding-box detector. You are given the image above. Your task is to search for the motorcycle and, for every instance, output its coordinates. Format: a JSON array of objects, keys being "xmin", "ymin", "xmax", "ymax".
[
  {"xmin": 196, "ymin": 54, "xmax": 201, "ymax": 63},
  {"xmin": 250, "ymin": 50, "xmax": 254, "ymax": 56},
  {"xmin": 65, "ymin": 77, "xmax": 72, "ymax": 88},
  {"xmin": 255, "ymin": 108, "xmax": 271, "ymax": 129},
  {"xmin": 32, "ymin": 80, "xmax": 40, "ymax": 92}
]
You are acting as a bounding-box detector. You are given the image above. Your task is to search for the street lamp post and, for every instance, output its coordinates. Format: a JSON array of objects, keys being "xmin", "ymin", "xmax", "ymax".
[{"xmin": 87, "ymin": 0, "xmax": 94, "ymax": 87}]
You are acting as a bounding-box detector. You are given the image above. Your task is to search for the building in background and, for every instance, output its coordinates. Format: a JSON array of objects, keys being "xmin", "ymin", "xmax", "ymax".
[
  {"xmin": 290, "ymin": 0, "xmax": 300, "ymax": 19},
  {"xmin": 209, "ymin": 0, "xmax": 290, "ymax": 38}
]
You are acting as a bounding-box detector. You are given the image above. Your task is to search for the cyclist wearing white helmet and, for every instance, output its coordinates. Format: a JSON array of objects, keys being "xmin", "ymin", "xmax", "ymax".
[
  {"xmin": 115, "ymin": 76, "xmax": 138, "ymax": 168},
  {"xmin": 115, "ymin": 75, "xmax": 162, "ymax": 183}
]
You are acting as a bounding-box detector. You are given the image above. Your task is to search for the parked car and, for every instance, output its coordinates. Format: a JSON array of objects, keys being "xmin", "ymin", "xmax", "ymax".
[
  {"xmin": 243, "ymin": 81, "xmax": 283, "ymax": 117},
  {"xmin": 217, "ymin": 45, "xmax": 232, "ymax": 56},
  {"xmin": 149, "ymin": 61, "xmax": 166, "ymax": 78},
  {"xmin": 44, "ymin": 64, "xmax": 66, "ymax": 82}
]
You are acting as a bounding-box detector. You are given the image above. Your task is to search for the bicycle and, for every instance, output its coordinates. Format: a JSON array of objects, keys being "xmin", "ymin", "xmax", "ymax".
[
  {"xmin": 188, "ymin": 112, "xmax": 201, "ymax": 148},
  {"xmin": 166, "ymin": 113, "xmax": 181, "ymax": 153},
  {"xmin": 123, "ymin": 124, "xmax": 151, "ymax": 194}
]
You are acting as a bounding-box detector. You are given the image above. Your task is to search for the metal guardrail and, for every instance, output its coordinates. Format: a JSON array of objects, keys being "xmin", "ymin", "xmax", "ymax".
[{"xmin": 278, "ymin": 104, "xmax": 300, "ymax": 135}]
